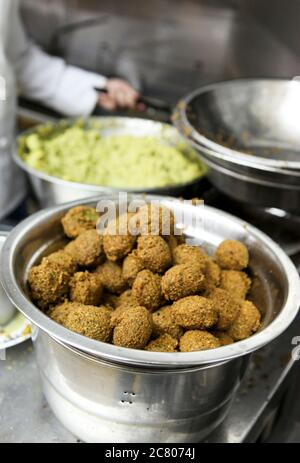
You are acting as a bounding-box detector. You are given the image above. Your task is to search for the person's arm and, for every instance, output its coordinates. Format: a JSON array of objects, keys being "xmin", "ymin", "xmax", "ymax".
[{"xmin": 9, "ymin": 0, "xmax": 107, "ymax": 117}]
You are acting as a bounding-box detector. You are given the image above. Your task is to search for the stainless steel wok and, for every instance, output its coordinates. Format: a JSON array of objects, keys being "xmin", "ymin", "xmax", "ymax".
[{"xmin": 173, "ymin": 79, "xmax": 300, "ymax": 210}]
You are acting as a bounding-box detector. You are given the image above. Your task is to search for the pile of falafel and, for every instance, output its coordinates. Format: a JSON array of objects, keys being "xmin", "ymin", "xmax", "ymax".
[{"xmin": 27, "ymin": 204, "xmax": 261, "ymax": 353}]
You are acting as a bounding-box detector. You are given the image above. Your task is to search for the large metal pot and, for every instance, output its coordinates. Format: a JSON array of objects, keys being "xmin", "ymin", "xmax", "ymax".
[
  {"xmin": 15, "ymin": 117, "xmax": 206, "ymax": 206},
  {"xmin": 1, "ymin": 195, "xmax": 299, "ymax": 442}
]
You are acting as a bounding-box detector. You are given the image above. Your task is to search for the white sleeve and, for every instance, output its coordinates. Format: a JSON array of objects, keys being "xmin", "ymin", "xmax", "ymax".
[
  {"xmin": 17, "ymin": 43, "xmax": 107, "ymax": 117},
  {"xmin": 9, "ymin": 1, "xmax": 107, "ymax": 117}
]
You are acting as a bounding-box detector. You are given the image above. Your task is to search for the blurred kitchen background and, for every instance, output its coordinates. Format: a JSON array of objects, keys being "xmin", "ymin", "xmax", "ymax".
[{"xmin": 19, "ymin": 0, "xmax": 300, "ymax": 111}]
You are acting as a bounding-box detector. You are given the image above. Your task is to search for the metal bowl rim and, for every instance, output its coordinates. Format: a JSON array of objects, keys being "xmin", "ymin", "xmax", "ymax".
[
  {"xmin": 176, "ymin": 78, "xmax": 300, "ymax": 170},
  {"xmin": 1, "ymin": 194, "xmax": 300, "ymax": 368}
]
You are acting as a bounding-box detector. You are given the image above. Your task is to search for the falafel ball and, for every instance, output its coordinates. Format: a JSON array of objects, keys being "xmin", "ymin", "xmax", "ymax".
[
  {"xmin": 179, "ymin": 330, "xmax": 221, "ymax": 352},
  {"xmin": 172, "ymin": 295, "xmax": 218, "ymax": 330},
  {"xmin": 152, "ymin": 305, "xmax": 183, "ymax": 340},
  {"xmin": 61, "ymin": 205, "xmax": 99, "ymax": 238},
  {"xmin": 70, "ymin": 271, "xmax": 103, "ymax": 305},
  {"xmin": 215, "ymin": 239, "xmax": 249, "ymax": 270},
  {"xmin": 95, "ymin": 260, "xmax": 127, "ymax": 294},
  {"xmin": 161, "ymin": 263, "xmax": 205, "ymax": 301},
  {"xmin": 213, "ymin": 330, "xmax": 234, "ymax": 346},
  {"xmin": 145, "ymin": 333, "xmax": 178, "ymax": 352},
  {"xmin": 173, "ymin": 244, "xmax": 207, "ymax": 271},
  {"xmin": 204, "ymin": 258, "xmax": 221, "ymax": 289},
  {"xmin": 49, "ymin": 301, "xmax": 82, "ymax": 325},
  {"xmin": 220, "ymin": 270, "xmax": 251, "ymax": 301},
  {"xmin": 122, "ymin": 250, "xmax": 145, "ymax": 286},
  {"xmin": 42, "ymin": 250, "xmax": 77, "ymax": 276},
  {"xmin": 112, "ymin": 305, "xmax": 152, "ymax": 349},
  {"xmin": 228, "ymin": 300, "xmax": 261, "ymax": 341},
  {"xmin": 64, "ymin": 304, "xmax": 112, "ymax": 342},
  {"xmin": 28, "ymin": 261, "xmax": 70, "ymax": 310},
  {"xmin": 136, "ymin": 235, "xmax": 172, "ymax": 273},
  {"xmin": 65, "ymin": 229, "xmax": 105, "ymax": 267},
  {"xmin": 133, "ymin": 203, "xmax": 175, "ymax": 236},
  {"xmin": 117, "ymin": 289, "xmax": 137, "ymax": 308},
  {"xmin": 131, "ymin": 269, "xmax": 164, "ymax": 312},
  {"xmin": 103, "ymin": 214, "xmax": 136, "ymax": 262},
  {"xmin": 208, "ymin": 287, "xmax": 240, "ymax": 331}
]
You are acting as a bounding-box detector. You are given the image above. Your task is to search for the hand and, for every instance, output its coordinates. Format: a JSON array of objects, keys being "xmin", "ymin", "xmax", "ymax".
[{"xmin": 98, "ymin": 78, "xmax": 139, "ymax": 110}]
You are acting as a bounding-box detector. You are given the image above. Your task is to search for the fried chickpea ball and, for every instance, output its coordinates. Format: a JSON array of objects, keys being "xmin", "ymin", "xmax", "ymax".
[
  {"xmin": 112, "ymin": 305, "xmax": 152, "ymax": 349},
  {"xmin": 134, "ymin": 203, "xmax": 175, "ymax": 236},
  {"xmin": 122, "ymin": 250, "xmax": 145, "ymax": 286},
  {"xmin": 28, "ymin": 261, "xmax": 70, "ymax": 310},
  {"xmin": 204, "ymin": 258, "xmax": 221, "ymax": 287},
  {"xmin": 173, "ymin": 244, "xmax": 207, "ymax": 271},
  {"xmin": 213, "ymin": 331, "xmax": 234, "ymax": 346},
  {"xmin": 152, "ymin": 305, "xmax": 183, "ymax": 340},
  {"xmin": 161, "ymin": 264, "xmax": 205, "ymax": 301},
  {"xmin": 131, "ymin": 270, "xmax": 164, "ymax": 312},
  {"xmin": 145, "ymin": 334, "xmax": 178, "ymax": 352},
  {"xmin": 208, "ymin": 287, "xmax": 240, "ymax": 330},
  {"xmin": 65, "ymin": 229, "xmax": 105, "ymax": 267},
  {"xmin": 220, "ymin": 270, "xmax": 251, "ymax": 301},
  {"xmin": 95, "ymin": 260, "xmax": 127, "ymax": 294},
  {"xmin": 49, "ymin": 301, "xmax": 83, "ymax": 325},
  {"xmin": 172, "ymin": 295, "xmax": 217, "ymax": 330},
  {"xmin": 179, "ymin": 330, "xmax": 221, "ymax": 352},
  {"xmin": 103, "ymin": 214, "xmax": 136, "ymax": 262},
  {"xmin": 64, "ymin": 305, "xmax": 112, "ymax": 342},
  {"xmin": 136, "ymin": 235, "xmax": 172, "ymax": 274},
  {"xmin": 110, "ymin": 304, "xmax": 135, "ymax": 327},
  {"xmin": 70, "ymin": 271, "xmax": 103, "ymax": 305},
  {"xmin": 61, "ymin": 206, "xmax": 99, "ymax": 238},
  {"xmin": 215, "ymin": 239, "xmax": 249, "ymax": 270},
  {"xmin": 117, "ymin": 289, "xmax": 137, "ymax": 308},
  {"xmin": 228, "ymin": 300, "xmax": 261, "ymax": 341},
  {"xmin": 42, "ymin": 250, "xmax": 77, "ymax": 276}
]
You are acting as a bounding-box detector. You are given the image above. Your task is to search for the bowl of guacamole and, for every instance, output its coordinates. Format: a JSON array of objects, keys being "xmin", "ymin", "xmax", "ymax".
[{"xmin": 16, "ymin": 117, "xmax": 206, "ymax": 205}]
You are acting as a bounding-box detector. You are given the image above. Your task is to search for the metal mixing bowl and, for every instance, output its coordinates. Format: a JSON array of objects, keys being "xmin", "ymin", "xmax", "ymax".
[
  {"xmin": 173, "ymin": 79, "xmax": 300, "ymax": 209},
  {"xmin": 15, "ymin": 117, "xmax": 206, "ymax": 207},
  {"xmin": 1, "ymin": 195, "xmax": 299, "ymax": 442},
  {"xmin": 177, "ymin": 78, "xmax": 300, "ymax": 170}
]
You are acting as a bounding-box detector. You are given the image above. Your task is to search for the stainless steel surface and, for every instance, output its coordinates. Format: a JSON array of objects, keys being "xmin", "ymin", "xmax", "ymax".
[
  {"xmin": 2, "ymin": 194, "xmax": 299, "ymax": 366},
  {"xmin": 1, "ymin": 195, "xmax": 300, "ymax": 442},
  {"xmin": 33, "ymin": 331, "xmax": 246, "ymax": 443},
  {"xmin": 173, "ymin": 79, "xmax": 300, "ymax": 210},
  {"xmin": 15, "ymin": 117, "xmax": 205, "ymax": 207},
  {"xmin": 200, "ymin": 152, "xmax": 300, "ymax": 211},
  {"xmin": 19, "ymin": 1, "xmax": 300, "ymax": 104},
  {"xmin": 0, "ymin": 232, "xmax": 16, "ymax": 326},
  {"xmin": 177, "ymin": 79, "xmax": 300, "ymax": 169},
  {"xmin": 1, "ymin": 306, "xmax": 299, "ymax": 443}
]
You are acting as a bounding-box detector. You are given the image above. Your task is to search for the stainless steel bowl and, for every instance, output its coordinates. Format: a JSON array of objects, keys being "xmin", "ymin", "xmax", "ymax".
[
  {"xmin": 182, "ymin": 136, "xmax": 300, "ymax": 209},
  {"xmin": 1, "ymin": 195, "xmax": 299, "ymax": 442},
  {"xmin": 198, "ymin": 150, "xmax": 300, "ymax": 210},
  {"xmin": 173, "ymin": 80, "xmax": 300, "ymax": 209},
  {"xmin": 176, "ymin": 78, "xmax": 300, "ymax": 170},
  {"xmin": 15, "ymin": 117, "xmax": 206, "ymax": 207}
]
